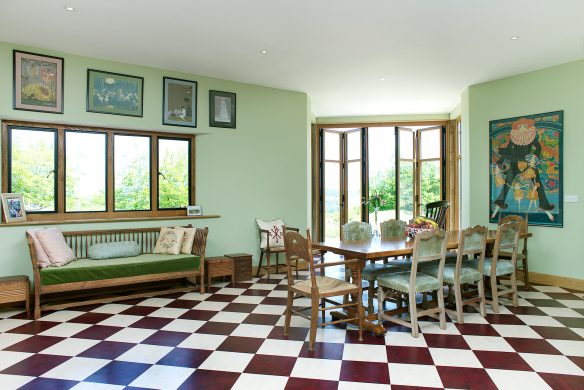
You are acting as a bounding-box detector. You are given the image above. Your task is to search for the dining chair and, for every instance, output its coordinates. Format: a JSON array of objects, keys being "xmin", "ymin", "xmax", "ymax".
[
  {"xmin": 256, "ymin": 218, "xmax": 306, "ymax": 278},
  {"xmin": 469, "ymin": 221, "xmax": 520, "ymax": 313},
  {"xmin": 283, "ymin": 227, "xmax": 364, "ymax": 351},
  {"xmin": 498, "ymin": 214, "xmax": 529, "ymax": 287},
  {"xmin": 342, "ymin": 221, "xmax": 372, "ymax": 240},
  {"xmin": 422, "ymin": 226, "xmax": 488, "ymax": 323},
  {"xmin": 425, "ymin": 200, "xmax": 449, "ymax": 229},
  {"xmin": 377, "ymin": 229, "xmax": 448, "ymax": 337}
]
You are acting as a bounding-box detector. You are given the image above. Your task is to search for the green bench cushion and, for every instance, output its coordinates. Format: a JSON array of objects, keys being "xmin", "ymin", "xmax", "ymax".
[{"xmin": 40, "ymin": 253, "xmax": 200, "ymax": 286}]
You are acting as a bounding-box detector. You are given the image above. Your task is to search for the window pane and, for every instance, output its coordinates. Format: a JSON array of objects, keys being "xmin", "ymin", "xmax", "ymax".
[
  {"xmin": 399, "ymin": 128, "xmax": 413, "ymax": 159},
  {"xmin": 324, "ymin": 131, "xmax": 339, "ymax": 160},
  {"xmin": 66, "ymin": 131, "xmax": 106, "ymax": 212},
  {"xmin": 399, "ymin": 162, "xmax": 414, "ymax": 222},
  {"xmin": 115, "ymin": 135, "xmax": 150, "ymax": 211},
  {"xmin": 420, "ymin": 161, "xmax": 441, "ymax": 210},
  {"xmin": 346, "ymin": 131, "xmax": 360, "ymax": 160},
  {"xmin": 158, "ymin": 138, "xmax": 190, "ymax": 209},
  {"xmin": 347, "ymin": 161, "xmax": 361, "ymax": 223},
  {"xmin": 368, "ymin": 127, "xmax": 396, "ymax": 230},
  {"xmin": 324, "ymin": 162, "xmax": 341, "ymax": 240},
  {"xmin": 420, "ymin": 128, "xmax": 441, "ymax": 159},
  {"xmin": 9, "ymin": 128, "xmax": 56, "ymax": 212}
]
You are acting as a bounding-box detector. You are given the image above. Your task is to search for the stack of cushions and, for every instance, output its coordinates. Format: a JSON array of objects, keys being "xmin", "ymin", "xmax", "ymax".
[
  {"xmin": 153, "ymin": 226, "xmax": 196, "ymax": 255},
  {"xmin": 27, "ymin": 228, "xmax": 77, "ymax": 268}
]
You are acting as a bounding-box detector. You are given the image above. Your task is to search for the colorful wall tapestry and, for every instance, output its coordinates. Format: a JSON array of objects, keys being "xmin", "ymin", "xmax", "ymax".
[{"xmin": 489, "ymin": 111, "xmax": 563, "ymax": 227}]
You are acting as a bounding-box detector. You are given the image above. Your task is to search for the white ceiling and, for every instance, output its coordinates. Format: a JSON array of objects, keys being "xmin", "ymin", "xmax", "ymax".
[{"xmin": 1, "ymin": 0, "xmax": 583, "ymax": 117}]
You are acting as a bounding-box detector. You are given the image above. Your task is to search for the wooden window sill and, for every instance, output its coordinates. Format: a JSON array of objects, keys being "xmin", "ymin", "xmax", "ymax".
[{"xmin": 0, "ymin": 215, "xmax": 220, "ymax": 228}]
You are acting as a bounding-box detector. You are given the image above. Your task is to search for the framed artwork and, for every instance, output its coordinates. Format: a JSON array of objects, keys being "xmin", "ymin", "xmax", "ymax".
[
  {"xmin": 87, "ymin": 69, "xmax": 144, "ymax": 117},
  {"xmin": 489, "ymin": 110, "xmax": 563, "ymax": 227},
  {"xmin": 187, "ymin": 205, "xmax": 202, "ymax": 216},
  {"xmin": 1, "ymin": 193, "xmax": 27, "ymax": 223},
  {"xmin": 209, "ymin": 90, "xmax": 236, "ymax": 128},
  {"xmin": 13, "ymin": 50, "xmax": 64, "ymax": 114},
  {"xmin": 163, "ymin": 77, "xmax": 197, "ymax": 127}
]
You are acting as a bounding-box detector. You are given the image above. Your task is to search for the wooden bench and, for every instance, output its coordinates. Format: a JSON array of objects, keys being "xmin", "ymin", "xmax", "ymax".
[{"xmin": 26, "ymin": 226, "xmax": 208, "ymax": 319}]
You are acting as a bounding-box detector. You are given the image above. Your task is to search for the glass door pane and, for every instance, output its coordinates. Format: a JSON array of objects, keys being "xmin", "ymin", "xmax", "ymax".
[
  {"xmin": 398, "ymin": 127, "xmax": 415, "ymax": 221},
  {"xmin": 368, "ymin": 127, "xmax": 396, "ymax": 231},
  {"xmin": 418, "ymin": 126, "xmax": 442, "ymax": 215},
  {"xmin": 420, "ymin": 160, "xmax": 441, "ymax": 207},
  {"xmin": 345, "ymin": 129, "xmax": 362, "ymax": 224},
  {"xmin": 324, "ymin": 161, "xmax": 341, "ymax": 240}
]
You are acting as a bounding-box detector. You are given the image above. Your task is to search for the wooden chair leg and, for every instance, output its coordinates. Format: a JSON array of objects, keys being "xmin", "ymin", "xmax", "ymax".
[
  {"xmin": 275, "ymin": 252, "xmax": 280, "ymax": 274},
  {"xmin": 454, "ymin": 283, "xmax": 464, "ymax": 324},
  {"xmin": 377, "ymin": 286, "xmax": 386, "ymax": 324},
  {"xmin": 490, "ymin": 276, "xmax": 500, "ymax": 313},
  {"xmin": 309, "ymin": 294, "xmax": 319, "ymax": 351},
  {"xmin": 321, "ymin": 298, "xmax": 326, "ymax": 323},
  {"xmin": 477, "ymin": 277, "xmax": 487, "ymax": 317},
  {"xmin": 408, "ymin": 290, "xmax": 419, "ymax": 338},
  {"xmin": 284, "ymin": 290, "xmax": 294, "ymax": 336},
  {"xmin": 256, "ymin": 252, "xmax": 264, "ymax": 277},
  {"xmin": 368, "ymin": 282, "xmax": 375, "ymax": 315},
  {"xmin": 357, "ymin": 292, "xmax": 364, "ymax": 342},
  {"xmin": 295, "ymin": 259, "xmax": 299, "ymax": 279},
  {"xmin": 266, "ymin": 252, "xmax": 271, "ymax": 279},
  {"xmin": 510, "ymin": 271, "xmax": 519, "ymax": 307},
  {"xmin": 437, "ymin": 287, "xmax": 446, "ymax": 330},
  {"xmin": 523, "ymin": 255, "xmax": 529, "ymax": 288},
  {"xmin": 34, "ymin": 292, "xmax": 41, "ymax": 320}
]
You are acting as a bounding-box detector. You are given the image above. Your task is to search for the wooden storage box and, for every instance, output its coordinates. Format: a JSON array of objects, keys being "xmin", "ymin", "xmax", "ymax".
[
  {"xmin": 225, "ymin": 253, "xmax": 252, "ymax": 282},
  {"xmin": 205, "ymin": 256, "xmax": 234, "ymax": 287},
  {"xmin": 0, "ymin": 275, "xmax": 30, "ymax": 315}
]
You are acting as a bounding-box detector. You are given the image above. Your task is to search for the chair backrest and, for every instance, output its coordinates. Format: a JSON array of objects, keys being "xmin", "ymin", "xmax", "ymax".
[
  {"xmin": 425, "ymin": 200, "xmax": 449, "ymax": 229},
  {"xmin": 411, "ymin": 229, "xmax": 448, "ymax": 280},
  {"xmin": 499, "ymin": 214, "xmax": 528, "ymax": 235},
  {"xmin": 380, "ymin": 219, "xmax": 407, "ymax": 239},
  {"xmin": 491, "ymin": 220, "xmax": 520, "ymax": 276},
  {"xmin": 283, "ymin": 227, "xmax": 317, "ymax": 287},
  {"xmin": 342, "ymin": 221, "xmax": 372, "ymax": 241},
  {"xmin": 456, "ymin": 225, "xmax": 488, "ymax": 275}
]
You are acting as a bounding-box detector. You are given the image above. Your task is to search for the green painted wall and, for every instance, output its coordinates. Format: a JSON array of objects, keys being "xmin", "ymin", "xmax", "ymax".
[
  {"xmin": 0, "ymin": 41, "xmax": 310, "ymax": 277},
  {"xmin": 466, "ymin": 59, "xmax": 584, "ymax": 279}
]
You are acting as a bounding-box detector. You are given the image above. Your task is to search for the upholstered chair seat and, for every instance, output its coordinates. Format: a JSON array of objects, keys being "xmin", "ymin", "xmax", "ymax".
[{"xmin": 377, "ymin": 271, "xmax": 442, "ymax": 294}]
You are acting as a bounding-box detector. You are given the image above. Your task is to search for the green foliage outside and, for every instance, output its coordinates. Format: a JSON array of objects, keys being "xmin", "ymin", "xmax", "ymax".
[
  {"xmin": 158, "ymin": 148, "xmax": 189, "ymax": 209},
  {"xmin": 115, "ymin": 154, "xmax": 150, "ymax": 211}
]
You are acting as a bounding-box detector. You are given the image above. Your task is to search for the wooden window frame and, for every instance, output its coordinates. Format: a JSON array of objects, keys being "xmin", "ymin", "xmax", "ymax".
[{"xmin": 2, "ymin": 120, "xmax": 196, "ymax": 223}]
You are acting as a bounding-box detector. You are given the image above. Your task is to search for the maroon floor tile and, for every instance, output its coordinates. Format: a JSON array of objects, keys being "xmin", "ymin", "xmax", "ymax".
[
  {"xmin": 243, "ymin": 313, "xmax": 281, "ymax": 326},
  {"xmin": 274, "ymin": 284, "xmax": 289, "ymax": 291},
  {"xmin": 4, "ymin": 335, "xmax": 63, "ymax": 353},
  {"xmin": 261, "ymin": 297, "xmax": 288, "ymax": 305},
  {"xmin": 7, "ymin": 321, "xmax": 60, "ymax": 335},
  {"xmin": 345, "ymin": 329, "xmax": 386, "ymax": 345},
  {"xmin": 205, "ymin": 294, "xmax": 238, "ymax": 302},
  {"xmin": 222, "ymin": 303, "xmax": 258, "ymax": 313},
  {"xmin": 285, "ymin": 377, "xmax": 338, "ymax": 390},
  {"xmin": 178, "ymin": 369, "xmax": 240, "ymax": 390},
  {"xmin": 195, "ymin": 321, "xmax": 239, "ymax": 335},
  {"xmin": 179, "ymin": 309, "xmax": 217, "ymax": 321},
  {"xmin": 74, "ymin": 325, "xmax": 121, "ymax": 340},
  {"xmin": 156, "ymin": 347, "xmax": 212, "ymax": 368},
  {"xmin": 299, "ymin": 342, "xmax": 344, "ymax": 360},
  {"xmin": 544, "ymin": 292, "xmax": 582, "ymax": 300},
  {"xmin": 554, "ymin": 317, "xmax": 584, "ymax": 329},
  {"xmin": 474, "ymin": 350, "xmax": 533, "ymax": 371},
  {"xmin": 575, "ymin": 308, "xmax": 584, "ymax": 316},
  {"xmin": 78, "ymin": 341, "xmax": 135, "ymax": 359},
  {"xmin": 382, "ymin": 322, "xmax": 413, "ymax": 333},
  {"xmin": 504, "ymin": 337, "xmax": 562, "ymax": 354},
  {"xmin": 340, "ymin": 360, "xmax": 390, "ymax": 384},
  {"xmin": 217, "ymin": 336, "xmax": 264, "ymax": 353},
  {"xmin": 18, "ymin": 377, "xmax": 77, "ymax": 390},
  {"xmin": 539, "ymin": 372, "xmax": 584, "ymax": 390},
  {"xmin": 241, "ymin": 289, "xmax": 271, "ymax": 297},
  {"xmin": 568, "ymin": 356, "xmax": 584, "ymax": 371},
  {"xmin": 255, "ymin": 278, "xmax": 282, "ymax": 285},
  {"xmin": 268, "ymin": 326, "xmax": 310, "ymax": 341},
  {"xmin": 1, "ymin": 354, "xmax": 70, "ymax": 377},
  {"xmin": 117, "ymin": 298, "xmax": 146, "ymax": 305},
  {"xmin": 68, "ymin": 312, "xmax": 112, "ymax": 324},
  {"xmin": 506, "ymin": 306, "xmax": 547, "ymax": 316},
  {"xmin": 437, "ymin": 366, "xmax": 497, "ymax": 389},
  {"xmin": 129, "ymin": 316, "xmax": 173, "ymax": 330},
  {"xmin": 485, "ymin": 313, "xmax": 525, "ymax": 325},
  {"xmin": 531, "ymin": 326, "xmax": 584, "ymax": 341},
  {"xmin": 142, "ymin": 330, "xmax": 190, "ymax": 347},
  {"xmin": 455, "ymin": 323, "xmax": 500, "ymax": 336},
  {"xmin": 232, "ymin": 282, "xmax": 254, "ymax": 289},
  {"xmin": 424, "ymin": 333, "xmax": 470, "ymax": 349},
  {"xmin": 391, "ymin": 385, "xmax": 444, "ymax": 390},
  {"xmin": 120, "ymin": 305, "xmax": 159, "ymax": 316},
  {"xmin": 244, "ymin": 354, "xmax": 297, "ymax": 376},
  {"xmin": 165, "ymin": 299, "xmax": 197, "ymax": 309},
  {"xmin": 526, "ymin": 299, "xmax": 567, "ymax": 308},
  {"xmin": 84, "ymin": 361, "xmax": 150, "ymax": 385},
  {"xmin": 387, "ymin": 346, "xmax": 434, "ymax": 365}
]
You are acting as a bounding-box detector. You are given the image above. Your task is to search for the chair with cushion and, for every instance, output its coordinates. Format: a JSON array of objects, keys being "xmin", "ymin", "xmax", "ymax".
[
  {"xmin": 498, "ymin": 214, "xmax": 529, "ymax": 287},
  {"xmin": 377, "ymin": 229, "xmax": 448, "ymax": 337},
  {"xmin": 425, "ymin": 200, "xmax": 449, "ymax": 229},
  {"xmin": 256, "ymin": 218, "xmax": 299, "ymax": 278},
  {"xmin": 422, "ymin": 225, "xmax": 488, "ymax": 323},
  {"xmin": 342, "ymin": 221, "xmax": 372, "ymax": 241},
  {"xmin": 283, "ymin": 228, "xmax": 363, "ymax": 351},
  {"xmin": 469, "ymin": 220, "xmax": 520, "ymax": 313}
]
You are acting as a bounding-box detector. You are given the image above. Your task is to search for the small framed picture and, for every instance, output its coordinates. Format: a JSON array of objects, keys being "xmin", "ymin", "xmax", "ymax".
[
  {"xmin": 1, "ymin": 193, "xmax": 27, "ymax": 223},
  {"xmin": 209, "ymin": 90, "xmax": 236, "ymax": 128},
  {"xmin": 13, "ymin": 50, "xmax": 64, "ymax": 114},
  {"xmin": 163, "ymin": 77, "xmax": 197, "ymax": 127},
  {"xmin": 87, "ymin": 69, "xmax": 144, "ymax": 117},
  {"xmin": 187, "ymin": 205, "xmax": 202, "ymax": 216}
]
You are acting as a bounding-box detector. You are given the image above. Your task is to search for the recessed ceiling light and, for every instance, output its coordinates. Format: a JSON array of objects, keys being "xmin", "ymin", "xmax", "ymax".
[
  {"xmin": 510, "ymin": 36, "xmax": 520, "ymax": 40},
  {"xmin": 65, "ymin": 6, "xmax": 76, "ymax": 12},
  {"xmin": 380, "ymin": 78, "xmax": 386, "ymax": 81},
  {"xmin": 260, "ymin": 50, "xmax": 268, "ymax": 54}
]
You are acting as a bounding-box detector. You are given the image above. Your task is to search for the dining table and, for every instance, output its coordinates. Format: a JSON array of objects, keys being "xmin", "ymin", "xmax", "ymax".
[{"xmin": 312, "ymin": 229, "xmax": 532, "ymax": 336}]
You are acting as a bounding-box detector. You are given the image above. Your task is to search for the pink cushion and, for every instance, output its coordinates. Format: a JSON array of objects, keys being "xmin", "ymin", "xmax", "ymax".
[
  {"xmin": 36, "ymin": 228, "xmax": 76, "ymax": 267},
  {"xmin": 26, "ymin": 229, "xmax": 51, "ymax": 268}
]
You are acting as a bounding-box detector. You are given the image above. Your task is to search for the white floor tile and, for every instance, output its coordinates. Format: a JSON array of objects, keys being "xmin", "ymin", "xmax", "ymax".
[
  {"xmin": 385, "ymin": 331, "xmax": 428, "ymax": 347},
  {"xmin": 193, "ymin": 300, "xmax": 229, "ymax": 311},
  {"xmin": 451, "ymin": 312, "xmax": 489, "ymax": 324},
  {"xmin": 0, "ymin": 351, "xmax": 33, "ymax": 371},
  {"xmin": 232, "ymin": 295, "xmax": 265, "ymax": 304},
  {"xmin": 90, "ymin": 304, "xmax": 131, "ymax": 314},
  {"xmin": 338, "ymin": 381, "xmax": 390, "ymax": 390},
  {"xmin": 314, "ymin": 328, "xmax": 347, "ymax": 343},
  {"xmin": 520, "ymin": 353, "xmax": 584, "ymax": 375},
  {"xmin": 462, "ymin": 335, "xmax": 515, "ymax": 352},
  {"xmin": 257, "ymin": 339, "xmax": 304, "ymax": 357},
  {"xmin": 148, "ymin": 307, "xmax": 189, "ymax": 319},
  {"xmin": 491, "ymin": 324, "xmax": 542, "ymax": 338},
  {"xmin": 387, "ymin": 363, "xmax": 443, "ymax": 388},
  {"xmin": 418, "ymin": 321, "xmax": 460, "ymax": 335},
  {"xmin": 0, "ymin": 309, "xmax": 25, "ymax": 319},
  {"xmin": 39, "ymin": 310, "xmax": 84, "ymax": 322},
  {"xmin": 106, "ymin": 327, "xmax": 156, "ymax": 343},
  {"xmin": 342, "ymin": 343, "xmax": 387, "ymax": 362},
  {"xmin": 532, "ymin": 286, "xmax": 567, "ymax": 293},
  {"xmin": 0, "ymin": 319, "xmax": 30, "ymax": 333},
  {"xmin": 539, "ymin": 307, "xmax": 582, "ymax": 318},
  {"xmin": 232, "ymin": 373, "xmax": 288, "ymax": 390},
  {"xmin": 266, "ymin": 290, "xmax": 289, "ymax": 298},
  {"xmin": 38, "ymin": 322, "xmax": 91, "ymax": 338},
  {"xmin": 129, "ymin": 364, "xmax": 194, "ymax": 389},
  {"xmin": 291, "ymin": 357, "xmax": 342, "ymax": 381},
  {"xmin": 198, "ymin": 351, "xmax": 253, "ymax": 372},
  {"xmin": 252, "ymin": 304, "xmax": 287, "ymax": 315},
  {"xmin": 547, "ymin": 339, "xmax": 584, "ymax": 357},
  {"xmin": 116, "ymin": 344, "xmax": 173, "ymax": 364},
  {"xmin": 0, "ymin": 333, "xmax": 31, "ymax": 350},
  {"xmin": 429, "ymin": 348, "xmax": 482, "ymax": 368},
  {"xmin": 137, "ymin": 297, "xmax": 174, "ymax": 307},
  {"xmin": 209, "ymin": 311, "xmax": 250, "ymax": 323},
  {"xmin": 40, "ymin": 338, "xmax": 99, "ymax": 356},
  {"xmin": 231, "ymin": 324, "xmax": 274, "ymax": 339},
  {"xmin": 70, "ymin": 382, "xmax": 125, "ymax": 390},
  {"xmin": 558, "ymin": 299, "xmax": 584, "ymax": 309},
  {"xmin": 486, "ymin": 368, "xmax": 552, "ymax": 390},
  {"xmin": 216, "ymin": 288, "xmax": 247, "ymax": 295},
  {"xmin": 518, "ymin": 291, "xmax": 552, "ymax": 300},
  {"xmin": 178, "ymin": 333, "xmax": 227, "ymax": 350},
  {"xmin": 0, "ymin": 374, "xmax": 34, "ymax": 389},
  {"xmin": 571, "ymin": 328, "xmax": 584, "ymax": 339},
  {"xmin": 179, "ymin": 292, "xmax": 211, "ymax": 301},
  {"xmin": 249, "ymin": 284, "xmax": 277, "ymax": 291},
  {"xmin": 41, "ymin": 357, "xmax": 109, "ymax": 381},
  {"xmin": 516, "ymin": 315, "xmax": 564, "ymax": 327},
  {"xmin": 161, "ymin": 319, "xmax": 205, "ymax": 333},
  {"xmin": 276, "ymin": 314, "xmax": 310, "ymax": 328},
  {"xmin": 98, "ymin": 314, "xmax": 141, "ymax": 327}
]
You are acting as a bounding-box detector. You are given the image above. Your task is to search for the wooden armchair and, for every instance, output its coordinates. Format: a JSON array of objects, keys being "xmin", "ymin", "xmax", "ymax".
[
  {"xmin": 283, "ymin": 227, "xmax": 364, "ymax": 351},
  {"xmin": 256, "ymin": 218, "xmax": 299, "ymax": 278},
  {"xmin": 425, "ymin": 200, "xmax": 449, "ymax": 229}
]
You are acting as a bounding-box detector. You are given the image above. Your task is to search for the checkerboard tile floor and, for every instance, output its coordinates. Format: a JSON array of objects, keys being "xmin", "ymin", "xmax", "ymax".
[{"xmin": 0, "ymin": 269, "xmax": 583, "ymax": 389}]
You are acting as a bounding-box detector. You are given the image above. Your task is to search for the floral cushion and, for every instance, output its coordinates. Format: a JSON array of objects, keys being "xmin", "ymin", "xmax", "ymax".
[
  {"xmin": 470, "ymin": 258, "xmax": 515, "ymax": 277},
  {"xmin": 154, "ymin": 228, "xmax": 185, "ymax": 255},
  {"xmin": 361, "ymin": 263, "xmax": 403, "ymax": 281},
  {"xmin": 174, "ymin": 227, "xmax": 196, "ymax": 254},
  {"xmin": 422, "ymin": 264, "xmax": 482, "ymax": 284},
  {"xmin": 256, "ymin": 218, "xmax": 285, "ymax": 249},
  {"xmin": 377, "ymin": 271, "xmax": 441, "ymax": 293}
]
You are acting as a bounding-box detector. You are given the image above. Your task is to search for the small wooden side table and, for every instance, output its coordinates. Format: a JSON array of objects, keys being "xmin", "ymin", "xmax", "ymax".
[
  {"xmin": 0, "ymin": 275, "xmax": 30, "ymax": 315},
  {"xmin": 205, "ymin": 256, "xmax": 234, "ymax": 288},
  {"xmin": 225, "ymin": 253, "xmax": 253, "ymax": 282}
]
